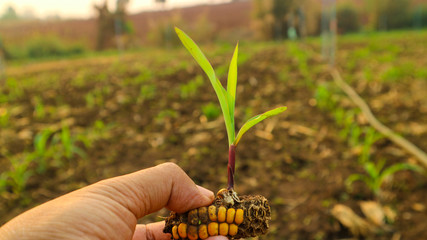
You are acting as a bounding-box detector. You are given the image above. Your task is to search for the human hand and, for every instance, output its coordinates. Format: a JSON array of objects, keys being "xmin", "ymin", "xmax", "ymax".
[{"xmin": 0, "ymin": 163, "xmax": 228, "ymax": 240}]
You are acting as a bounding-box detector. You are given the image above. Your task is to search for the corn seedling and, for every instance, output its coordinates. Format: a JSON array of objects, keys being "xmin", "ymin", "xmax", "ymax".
[
  {"xmin": 155, "ymin": 109, "xmax": 178, "ymax": 125},
  {"xmin": 85, "ymin": 92, "xmax": 96, "ymax": 109},
  {"xmin": 164, "ymin": 28, "xmax": 287, "ymax": 239},
  {"xmin": 0, "ymin": 93, "xmax": 8, "ymax": 104},
  {"xmin": 33, "ymin": 96, "xmax": 46, "ymax": 119},
  {"xmin": 134, "ymin": 69, "xmax": 153, "ymax": 84},
  {"xmin": 137, "ymin": 84, "xmax": 156, "ymax": 104},
  {"xmin": 346, "ymin": 158, "xmax": 422, "ymax": 200},
  {"xmin": 0, "ymin": 107, "xmax": 9, "ymax": 127},
  {"xmin": 8, "ymin": 154, "xmax": 34, "ymax": 197},
  {"xmin": 5, "ymin": 78, "xmax": 23, "ymax": 101},
  {"xmin": 348, "ymin": 124, "xmax": 362, "ymax": 147},
  {"xmin": 88, "ymin": 120, "xmax": 115, "ymax": 141},
  {"xmin": 0, "ymin": 172, "xmax": 8, "ymax": 195},
  {"xmin": 201, "ymin": 102, "xmax": 221, "ymax": 121},
  {"xmin": 85, "ymin": 88, "xmax": 107, "ymax": 108},
  {"xmin": 359, "ymin": 127, "xmax": 382, "ymax": 164},
  {"xmin": 179, "ymin": 75, "xmax": 204, "ymax": 99},
  {"xmin": 32, "ymin": 129, "xmax": 54, "ymax": 174},
  {"xmin": 60, "ymin": 126, "xmax": 87, "ymax": 160},
  {"xmin": 314, "ymin": 83, "xmax": 338, "ymax": 111}
]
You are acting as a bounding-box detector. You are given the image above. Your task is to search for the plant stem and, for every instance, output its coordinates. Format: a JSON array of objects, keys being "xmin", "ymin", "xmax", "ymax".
[{"xmin": 228, "ymin": 144, "xmax": 236, "ymax": 190}]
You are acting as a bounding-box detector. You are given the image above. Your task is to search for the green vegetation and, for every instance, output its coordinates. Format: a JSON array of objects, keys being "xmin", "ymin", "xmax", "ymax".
[
  {"xmin": 175, "ymin": 28, "xmax": 287, "ymax": 189},
  {"xmin": 176, "ymin": 28, "xmax": 287, "ymax": 147},
  {"xmin": 314, "ymin": 65, "xmax": 423, "ymax": 200},
  {"xmin": 1, "ymin": 28, "xmax": 426, "ymax": 238},
  {"xmin": 6, "ymin": 36, "xmax": 86, "ymax": 60},
  {"xmin": 346, "ymin": 159, "xmax": 422, "ymax": 199},
  {"xmin": 201, "ymin": 102, "xmax": 221, "ymax": 121},
  {"xmin": 0, "ymin": 121, "xmax": 113, "ymax": 203},
  {"xmin": 179, "ymin": 75, "xmax": 204, "ymax": 99}
]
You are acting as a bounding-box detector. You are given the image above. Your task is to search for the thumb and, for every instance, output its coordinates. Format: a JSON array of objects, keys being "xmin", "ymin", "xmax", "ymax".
[{"xmin": 88, "ymin": 162, "xmax": 215, "ymax": 218}]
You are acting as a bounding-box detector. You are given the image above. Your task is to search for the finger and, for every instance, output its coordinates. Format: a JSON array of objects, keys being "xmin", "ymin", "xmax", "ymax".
[
  {"xmin": 132, "ymin": 222, "xmax": 170, "ymax": 240},
  {"xmin": 92, "ymin": 162, "xmax": 215, "ymax": 218},
  {"xmin": 132, "ymin": 222, "xmax": 229, "ymax": 240}
]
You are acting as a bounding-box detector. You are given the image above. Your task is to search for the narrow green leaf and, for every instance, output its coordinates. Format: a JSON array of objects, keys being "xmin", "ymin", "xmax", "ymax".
[
  {"xmin": 376, "ymin": 158, "xmax": 386, "ymax": 172},
  {"xmin": 227, "ymin": 44, "xmax": 238, "ymax": 143},
  {"xmin": 345, "ymin": 173, "xmax": 371, "ymax": 188},
  {"xmin": 175, "ymin": 28, "xmax": 216, "ymax": 82},
  {"xmin": 227, "ymin": 44, "xmax": 238, "ymax": 105},
  {"xmin": 234, "ymin": 106, "xmax": 287, "ymax": 146},
  {"xmin": 227, "ymin": 44, "xmax": 238, "ymax": 100},
  {"xmin": 363, "ymin": 161, "xmax": 379, "ymax": 179},
  {"xmin": 379, "ymin": 163, "xmax": 422, "ymax": 185},
  {"xmin": 175, "ymin": 27, "xmax": 234, "ymax": 145},
  {"xmin": 220, "ymin": 83, "xmax": 235, "ymax": 144}
]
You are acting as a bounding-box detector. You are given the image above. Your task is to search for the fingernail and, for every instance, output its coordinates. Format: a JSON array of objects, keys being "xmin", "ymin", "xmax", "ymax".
[
  {"xmin": 206, "ymin": 236, "xmax": 228, "ymax": 240},
  {"xmin": 197, "ymin": 185, "xmax": 214, "ymax": 199}
]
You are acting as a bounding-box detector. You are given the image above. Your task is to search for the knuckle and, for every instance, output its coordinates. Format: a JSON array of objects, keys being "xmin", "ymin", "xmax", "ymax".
[{"xmin": 160, "ymin": 162, "xmax": 181, "ymax": 172}]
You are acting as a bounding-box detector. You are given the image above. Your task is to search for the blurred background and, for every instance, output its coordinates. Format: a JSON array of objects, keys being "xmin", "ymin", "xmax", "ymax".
[{"xmin": 0, "ymin": 0, "xmax": 427, "ymax": 239}]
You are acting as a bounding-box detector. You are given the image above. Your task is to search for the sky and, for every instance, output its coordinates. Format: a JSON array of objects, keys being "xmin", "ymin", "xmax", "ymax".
[{"xmin": 0, "ymin": 0, "xmax": 229, "ymax": 19}]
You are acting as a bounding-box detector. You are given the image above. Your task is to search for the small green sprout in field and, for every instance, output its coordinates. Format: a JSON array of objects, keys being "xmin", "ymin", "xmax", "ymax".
[
  {"xmin": 85, "ymin": 92, "xmax": 96, "ymax": 109},
  {"xmin": 6, "ymin": 78, "xmax": 23, "ymax": 101},
  {"xmin": 137, "ymin": 84, "xmax": 157, "ymax": 104},
  {"xmin": 60, "ymin": 126, "xmax": 87, "ymax": 160},
  {"xmin": 33, "ymin": 96, "xmax": 46, "ymax": 119},
  {"xmin": 155, "ymin": 109, "xmax": 178, "ymax": 125},
  {"xmin": 0, "ymin": 107, "xmax": 9, "ymax": 127},
  {"xmin": 179, "ymin": 75, "xmax": 204, "ymax": 99},
  {"xmin": 0, "ymin": 172, "xmax": 8, "ymax": 194},
  {"xmin": 201, "ymin": 102, "xmax": 221, "ymax": 121},
  {"xmin": 8, "ymin": 154, "xmax": 34, "ymax": 197},
  {"xmin": 346, "ymin": 158, "xmax": 422, "ymax": 200},
  {"xmin": 33, "ymin": 129, "xmax": 54, "ymax": 174},
  {"xmin": 134, "ymin": 69, "xmax": 153, "ymax": 84},
  {"xmin": 175, "ymin": 27, "xmax": 287, "ymax": 190},
  {"xmin": 359, "ymin": 127, "xmax": 382, "ymax": 163}
]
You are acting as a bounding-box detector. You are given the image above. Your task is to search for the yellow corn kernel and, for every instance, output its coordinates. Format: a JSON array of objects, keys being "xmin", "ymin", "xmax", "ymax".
[
  {"xmin": 199, "ymin": 224, "xmax": 208, "ymax": 239},
  {"xmin": 218, "ymin": 206, "xmax": 226, "ymax": 222},
  {"xmin": 208, "ymin": 205, "xmax": 217, "ymax": 221},
  {"xmin": 172, "ymin": 225, "xmax": 179, "ymax": 239},
  {"xmin": 226, "ymin": 208, "xmax": 235, "ymax": 224},
  {"xmin": 178, "ymin": 223, "xmax": 187, "ymax": 238},
  {"xmin": 235, "ymin": 209, "xmax": 244, "ymax": 225},
  {"xmin": 199, "ymin": 206, "xmax": 208, "ymax": 224},
  {"xmin": 208, "ymin": 222, "xmax": 218, "ymax": 236},
  {"xmin": 229, "ymin": 224, "xmax": 238, "ymax": 236},
  {"xmin": 219, "ymin": 223, "xmax": 229, "ymax": 236},
  {"xmin": 188, "ymin": 209, "xmax": 199, "ymax": 225},
  {"xmin": 188, "ymin": 225, "xmax": 198, "ymax": 240}
]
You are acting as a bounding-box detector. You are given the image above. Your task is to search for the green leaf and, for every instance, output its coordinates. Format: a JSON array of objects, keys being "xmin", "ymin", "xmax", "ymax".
[
  {"xmin": 376, "ymin": 158, "xmax": 386, "ymax": 172},
  {"xmin": 175, "ymin": 28, "xmax": 216, "ymax": 82},
  {"xmin": 219, "ymin": 81, "xmax": 235, "ymax": 145},
  {"xmin": 175, "ymin": 27, "xmax": 234, "ymax": 145},
  {"xmin": 227, "ymin": 44, "xmax": 238, "ymax": 143},
  {"xmin": 378, "ymin": 163, "xmax": 422, "ymax": 185},
  {"xmin": 363, "ymin": 161, "xmax": 379, "ymax": 179},
  {"xmin": 234, "ymin": 106, "xmax": 287, "ymax": 146},
  {"xmin": 227, "ymin": 44, "xmax": 238, "ymax": 101},
  {"xmin": 345, "ymin": 173, "xmax": 371, "ymax": 188}
]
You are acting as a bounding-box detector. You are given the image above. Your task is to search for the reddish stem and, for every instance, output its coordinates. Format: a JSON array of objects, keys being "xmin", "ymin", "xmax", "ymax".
[{"xmin": 227, "ymin": 144, "xmax": 236, "ymax": 190}]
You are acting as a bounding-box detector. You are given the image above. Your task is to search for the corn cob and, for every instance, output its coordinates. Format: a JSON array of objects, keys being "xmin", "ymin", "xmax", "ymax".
[{"xmin": 164, "ymin": 189, "xmax": 271, "ymax": 239}]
